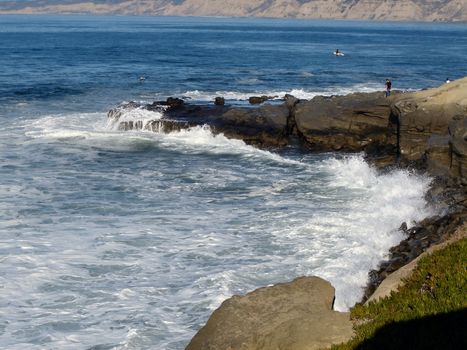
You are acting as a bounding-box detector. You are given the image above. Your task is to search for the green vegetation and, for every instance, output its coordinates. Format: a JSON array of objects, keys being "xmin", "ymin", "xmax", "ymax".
[{"xmin": 332, "ymin": 238, "xmax": 467, "ymax": 350}]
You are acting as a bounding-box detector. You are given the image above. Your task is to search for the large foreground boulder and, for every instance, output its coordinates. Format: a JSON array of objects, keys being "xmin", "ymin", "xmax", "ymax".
[{"xmin": 186, "ymin": 276, "xmax": 353, "ymax": 350}]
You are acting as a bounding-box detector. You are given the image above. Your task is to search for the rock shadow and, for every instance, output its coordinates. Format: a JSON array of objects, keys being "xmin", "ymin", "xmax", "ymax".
[{"xmin": 355, "ymin": 308, "xmax": 467, "ymax": 350}]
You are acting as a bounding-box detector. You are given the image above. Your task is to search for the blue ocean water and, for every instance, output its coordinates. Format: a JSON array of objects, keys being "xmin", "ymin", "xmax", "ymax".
[{"xmin": 0, "ymin": 15, "xmax": 465, "ymax": 349}]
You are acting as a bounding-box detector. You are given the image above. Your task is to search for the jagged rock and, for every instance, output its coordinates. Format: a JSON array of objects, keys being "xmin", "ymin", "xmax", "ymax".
[
  {"xmin": 284, "ymin": 94, "xmax": 300, "ymax": 135},
  {"xmin": 186, "ymin": 276, "xmax": 353, "ymax": 350},
  {"xmin": 248, "ymin": 95, "xmax": 275, "ymax": 104},
  {"xmin": 214, "ymin": 96, "xmax": 225, "ymax": 106},
  {"xmin": 363, "ymin": 210, "xmax": 466, "ymax": 301},
  {"xmin": 165, "ymin": 96, "xmax": 185, "ymax": 108},
  {"xmin": 367, "ymin": 222, "xmax": 467, "ymax": 304},
  {"xmin": 294, "ymin": 91, "xmax": 397, "ymax": 154},
  {"xmin": 284, "ymin": 94, "xmax": 300, "ymax": 109},
  {"xmin": 108, "ymin": 78, "xmax": 467, "ymax": 179},
  {"xmin": 449, "ymin": 115, "xmax": 467, "ymax": 183},
  {"xmin": 107, "ymin": 99, "xmax": 290, "ymax": 146}
]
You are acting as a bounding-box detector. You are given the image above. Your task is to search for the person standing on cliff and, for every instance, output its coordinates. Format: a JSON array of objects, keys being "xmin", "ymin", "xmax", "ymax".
[{"xmin": 385, "ymin": 79, "xmax": 392, "ymax": 97}]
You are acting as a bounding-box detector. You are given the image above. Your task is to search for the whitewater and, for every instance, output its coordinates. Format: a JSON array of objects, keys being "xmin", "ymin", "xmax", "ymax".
[
  {"xmin": 0, "ymin": 109, "xmax": 434, "ymax": 349},
  {"xmin": 1, "ymin": 15, "xmax": 466, "ymax": 350}
]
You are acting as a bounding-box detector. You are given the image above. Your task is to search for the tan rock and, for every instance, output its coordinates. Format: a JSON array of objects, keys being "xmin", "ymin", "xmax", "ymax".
[
  {"xmin": 186, "ymin": 276, "xmax": 354, "ymax": 350},
  {"xmin": 391, "ymin": 77, "xmax": 467, "ymax": 178}
]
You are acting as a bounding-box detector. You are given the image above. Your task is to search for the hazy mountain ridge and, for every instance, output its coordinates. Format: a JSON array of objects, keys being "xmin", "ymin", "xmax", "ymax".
[{"xmin": 0, "ymin": 0, "xmax": 466, "ymax": 21}]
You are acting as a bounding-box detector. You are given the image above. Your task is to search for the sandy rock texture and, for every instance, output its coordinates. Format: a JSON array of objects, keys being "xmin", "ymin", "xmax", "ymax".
[
  {"xmin": 392, "ymin": 77, "xmax": 467, "ymax": 180},
  {"xmin": 185, "ymin": 276, "xmax": 354, "ymax": 350}
]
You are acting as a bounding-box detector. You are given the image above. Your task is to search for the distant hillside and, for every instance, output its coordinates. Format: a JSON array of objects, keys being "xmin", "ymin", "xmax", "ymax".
[{"xmin": 1, "ymin": 0, "xmax": 466, "ymax": 22}]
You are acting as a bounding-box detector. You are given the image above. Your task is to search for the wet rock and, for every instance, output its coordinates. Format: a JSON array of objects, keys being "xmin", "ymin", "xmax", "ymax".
[
  {"xmin": 386, "ymin": 257, "xmax": 408, "ymax": 273},
  {"xmin": 284, "ymin": 93, "xmax": 300, "ymax": 109},
  {"xmin": 399, "ymin": 222, "xmax": 408, "ymax": 232},
  {"xmin": 284, "ymin": 94, "xmax": 300, "ymax": 136},
  {"xmin": 213, "ymin": 104, "xmax": 289, "ymax": 146},
  {"xmin": 294, "ymin": 92, "xmax": 397, "ymax": 155},
  {"xmin": 107, "ymin": 101, "xmax": 141, "ymax": 121},
  {"xmin": 165, "ymin": 96, "xmax": 185, "ymax": 108},
  {"xmin": 248, "ymin": 95, "xmax": 275, "ymax": 104},
  {"xmin": 363, "ymin": 210, "xmax": 466, "ymax": 302},
  {"xmin": 214, "ymin": 96, "xmax": 225, "ymax": 106},
  {"xmin": 108, "ymin": 98, "xmax": 290, "ymax": 147},
  {"xmin": 186, "ymin": 276, "xmax": 354, "ymax": 350},
  {"xmin": 449, "ymin": 115, "xmax": 467, "ymax": 184}
]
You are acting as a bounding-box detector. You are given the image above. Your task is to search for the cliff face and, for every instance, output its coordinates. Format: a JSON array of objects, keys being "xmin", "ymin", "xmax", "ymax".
[
  {"xmin": 1, "ymin": 0, "xmax": 466, "ymax": 22},
  {"xmin": 392, "ymin": 77, "xmax": 467, "ymax": 180}
]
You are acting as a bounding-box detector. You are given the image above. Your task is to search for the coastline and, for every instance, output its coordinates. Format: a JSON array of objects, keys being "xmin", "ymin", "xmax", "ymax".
[
  {"xmin": 1, "ymin": 0, "xmax": 466, "ymax": 22},
  {"xmin": 366, "ymin": 220, "xmax": 466, "ymax": 304},
  {"xmin": 108, "ymin": 77, "xmax": 466, "ymax": 349}
]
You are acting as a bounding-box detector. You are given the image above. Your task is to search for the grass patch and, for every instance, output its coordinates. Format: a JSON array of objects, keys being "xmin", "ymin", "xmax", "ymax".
[{"xmin": 331, "ymin": 237, "xmax": 467, "ymax": 350}]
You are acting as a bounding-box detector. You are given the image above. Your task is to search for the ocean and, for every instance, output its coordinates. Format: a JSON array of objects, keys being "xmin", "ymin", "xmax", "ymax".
[{"xmin": 0, "ymin": 15, "xmax": 466, "ymax": 350}]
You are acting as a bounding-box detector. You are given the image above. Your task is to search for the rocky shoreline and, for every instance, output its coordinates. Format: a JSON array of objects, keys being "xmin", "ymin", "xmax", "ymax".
[{"xmin": 108, "ymin": 77, "xmax": 466, "ymax": 349}]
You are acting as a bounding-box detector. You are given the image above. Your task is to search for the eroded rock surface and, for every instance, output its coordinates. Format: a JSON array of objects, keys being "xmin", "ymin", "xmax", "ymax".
[
  {"xmin": 449, "ymin": 115, "xmax": 467, "ymax": 182},
  {"xmin": 107, "ymin": 97, "xmax": 289, "ymax": 146},
  {"xmin": 294, "ymin": 91, "xmax": 397, "ymax": 155},
  {"xmin": 391, "ymin": 77, "xmax": 467, "ymax": 180},
  {"xmin": 186, "ymin": 276, "xmax": 353, "ymax": 350}
]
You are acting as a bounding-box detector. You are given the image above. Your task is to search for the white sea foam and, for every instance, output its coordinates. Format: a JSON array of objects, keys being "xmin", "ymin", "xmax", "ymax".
[
  {"xmin": 8, "ymin": 111, "xmax": 435, "ymax": 349},
  {"xmin": 154, "ymin": 125, "xmax": 306, "ymax": 167},
  {"xmin": 177, "ymin": 82, "xmax": 382, "ymax": 102},
  {"xmin": 298, "ymin": 155, "xmax": 433, "ymax": 310},
  {"xmin": 106, "ymin": 107, "xmax": 164, "ymax": 131},
  {"xmin": 24, "ymin": 112, "xmax": 305, "ymax": 168}
]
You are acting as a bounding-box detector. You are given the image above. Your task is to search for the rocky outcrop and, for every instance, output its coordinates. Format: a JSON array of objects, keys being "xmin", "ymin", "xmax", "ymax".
[
  {"xmin": 109, "ymin": 78, "xmax": 467, "ymax": 179},
  {"xmin": 391, "ymin": 77, "xmax": 467, "ymax": 180},
  {"xmin": 215, "ymin": 104, "xmax": 289, "ymax": 146},
  {"xmin": 214, "ymin": 96, "xmax": 225, "ymax": 106},
  {"xmin": 248, "ymin": 95, "xmax": 275, "ymax": 105},
  {"xmin": 360, "ymin": 78, "xmax": 467, "ymax": 300},
  {"xmin": 107, "ymin": 97, "xmax": 290, "ymax": 146},
  {"xmin": 186, "ymin": 276, "xmax": 354, "ymax": 350},
  {"xmin": 107, "ymin": 78, "xmax": 467, "ymax": 349},
  {"xmin": 294, "ymin": 91, "xmax": 397, "ymax": 156}
]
